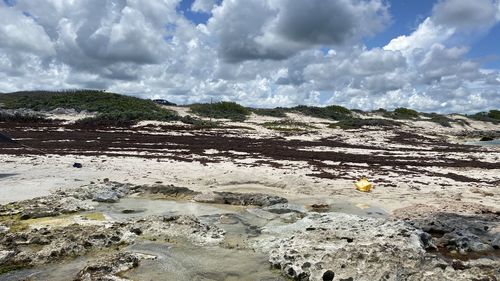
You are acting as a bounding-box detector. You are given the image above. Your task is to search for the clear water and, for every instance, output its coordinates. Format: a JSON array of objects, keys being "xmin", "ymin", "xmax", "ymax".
[
  {"xmin": 123, "ymin": 241, "xmax": 285, "ymax": 281},
  {"xmin": 1, "ymin": 197, "xmax": 386, "ymax": 280},
  {"xmin": 0, "ymin": 173, "xmax": 16, "ymax": 179}
]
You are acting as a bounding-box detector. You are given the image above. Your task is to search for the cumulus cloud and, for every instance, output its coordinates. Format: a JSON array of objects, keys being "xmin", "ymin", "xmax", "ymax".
[
  {"xmin": 0, "ymin": 0, "xmax": 499, "ymax": 114},
  {"xmin": 0, "ymin": 5, "xmax": 55, "ymax": 56},
  {"xmin": 191, "ymin": 0, "xmax": 218, "ymax": 13},
  {"xmin": 432, "ymin": 0, "xmax": 499, "ymax": 31},
  {"xmin": 209, "ymin": 0, "xmax": 390, "ymax": 62}
]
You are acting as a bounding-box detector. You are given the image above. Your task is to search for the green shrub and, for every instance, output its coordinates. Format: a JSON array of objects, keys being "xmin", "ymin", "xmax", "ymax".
[
  {"xmin": 263, "ymin": 119, "xmax": 316, "ymax": 131},
  {"xmin": 383, "ymin": 107, "xmax": 419, "ymax": 119},
  {"xmin": 252, "ymin": 108, "xmax": 288, "ymax": 118},
  {"xmin": 74, "ymin": 110, "xmax": 180, "ymax": 127},
  {"xmin": 179, "ymin": 115, "xmax": 219, "ymax": 128},
  {"xmin": 189, "ymin": 101, "xmax": 251, "ymax": 121},
  {"xmin": 469, "ymin": 110, "xmax": 500, "ymax": 123},
  {"xmin": 291, "ymin": 105, "xmax": 352, "ymax": 120},
  {"xmin": 0, "ymin": 90, "xmax": 185, "ymax": 126},
  {"xmin": 487, "ymin": 110, "xmax": 500, "ymax": 120},
  {"xmin": 329, "ymin": 118, "xmax": 401, "ymax": 129},
  {"xmin": 0, "ymin": 90, "xmax": 166, "ymax": 114}
]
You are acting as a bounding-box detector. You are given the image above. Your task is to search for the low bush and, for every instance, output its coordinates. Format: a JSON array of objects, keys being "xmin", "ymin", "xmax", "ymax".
[
  {"xmin": 189, "ymin": 101, "xmax": 251, "ymax": 121},
  {"xmin": 291, "ymin": 105, "xmax": 352, "ymax": 120},
  {"xmin": 263, "ymin": 119, "xmax": 317, "ymax": 132},
  {"xmin": 0, "ymin": 90, "xmax": 165, "ymax": 115},
  {"xmin": 384, "ymin": 108, "xmax": 420, "ymax": 119},
  {"xmin": 74, "ymin": 110, "xmax": 179, "ymax": 127},
  {"xmin": 469, "ymin": 110, "xmax": 500, "ymax": 123},
  {"xmin": 329, "ymin": 118, "xmax": 401, "ymax": 129},
  {"xmin": 252, "ymin": 108, "xmax": 288, "ymax": 118}
]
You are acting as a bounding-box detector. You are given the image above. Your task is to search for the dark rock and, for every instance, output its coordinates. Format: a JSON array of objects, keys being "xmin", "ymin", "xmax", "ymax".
[
  {"xmin": 322, "ymin": 270, "xmax": 335, "ymax": 281},
  {"xmin": 139, "ymin": 184, "xmax": 200, "ymax": 198},
  {"xmin": 479, "ymin": 136, "xmax": 494, "ymax": 141},
  {"xmin": 20, "ymin": 208, "xmax": 60, "ymax": 220},
  {"xmin": 451, "ymin": 260, "xmax": 467, "ymax": 271},
  {"xmin": 309, "ymin": 204, "xmax": 330, "ymax": 212},
  {"xmin": 130, "ymin": 228, "xmax": 142, "ymax": 235},
  {"xmin": 73, "ymin": 163, "xmax": 82, "ymax": 168},
  {"xmin": 264, "ymin": 203, "xmax": 306, "ymax": 214},
  {"xmin": 212, "ymin": 192, "xmax": 288, "ymax": 207},
  {"xmin": 75, "ymin": 252, "xmax": 140, "ymax": 280}
]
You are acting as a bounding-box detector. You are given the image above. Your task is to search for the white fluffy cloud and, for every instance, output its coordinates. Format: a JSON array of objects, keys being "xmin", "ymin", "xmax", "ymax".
[
  {"xmin": 0, "ymin": 0, "xmax": 499, "ymax": 114},
  {"xmin": 208, "ymin": 0, "xmax": 389, "ymax": 62},
  {"xmin": 432, "ymin": 0, "xmax": 499, "ymax": 31}
]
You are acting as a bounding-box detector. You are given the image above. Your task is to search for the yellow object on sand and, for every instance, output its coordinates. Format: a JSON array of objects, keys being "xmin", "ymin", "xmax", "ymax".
[{"xmin": 355, "ymin": 177, "xmax": 373, "ymax": 192}]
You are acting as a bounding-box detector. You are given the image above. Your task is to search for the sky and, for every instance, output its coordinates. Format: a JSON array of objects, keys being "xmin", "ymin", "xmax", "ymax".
[{"xmin": 0, "ymin": 0, "xmax": 499, "ymax": 113}]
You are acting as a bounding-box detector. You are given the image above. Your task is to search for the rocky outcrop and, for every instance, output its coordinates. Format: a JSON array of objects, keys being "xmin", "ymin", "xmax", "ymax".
[
  {"xmin": 194, "ymin": 191, "xmax": 287, "ymax": 207},
  {"xmin": 393, "ymin": 202, "xmax": 500, "ymax": 256},
  {"xmin": 0, "ymin": 214, "xmax": 224, "ymax": 271},
  {"xmin": 255, "ymin": 212, "xmax": 500, "ymax": 281},
  {"xmin": 138, "ymin": 184, "xmax": 200, "ymax": 199},
  {"xmin": 0, "ymin": 195, "xmax": 94, "ymax": 219},
  {"xmin": 74, "ymin": 252, "xmax": 141, "ymax": 281}
]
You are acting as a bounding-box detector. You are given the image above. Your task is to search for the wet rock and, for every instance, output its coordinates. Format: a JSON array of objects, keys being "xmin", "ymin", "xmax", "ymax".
[
  {"xmin": 93, "ymin": 191, "xmax": 120, "ymax": 203},
  {"xmin": 74, "ymin": 252, "xmax": 140, "ymax": 281},
  {"xmin": 308, "ymin": 204, "xmax": 330, "ymax": 212},
  {"xmin": 0, "ymin": 223, "xmax": 134, "ymax": 267},
  {"xmin": 393, "ymin": 202, "xmax": 499, "ymax": 257},
  {"xmin": 20, "ymin": 207, "xmax": 60, "ymax": 220},
  {"xmin": 263, "ymin": 203, "xmax": 306, "ymax": 214},
  {"xmin": 210, "ymin": 192, "xmax": 287, "ymax": 207},
  {"xmin": 135, "ymin": 215, "xmax": 225, "ymax": 245},
  {"xmin": 139, "ymin": 184, "xmax": 200, "ymax": 199}
]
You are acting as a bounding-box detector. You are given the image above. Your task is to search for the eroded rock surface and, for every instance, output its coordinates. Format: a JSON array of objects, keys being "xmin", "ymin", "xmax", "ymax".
[
  {"xmin": 0, "ymin": 214, "xmax": 223, "ymax": 273},
  {"xmin": 194, "ymin": 191, "xmax": 287, "ymax": 207},
  {"xmin": 393, "ymin": 202, "xmax": 500, "ymax": 257},
  {"xmin": 74, "ymin": 252, "xmax": 142, "ymax": 281},
  {"xmin": 255, "ymin": 212, "xmax": 500, "ymax": 281}
]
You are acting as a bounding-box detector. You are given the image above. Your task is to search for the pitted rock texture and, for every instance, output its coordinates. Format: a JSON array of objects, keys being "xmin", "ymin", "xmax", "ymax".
[
  {"xmin": 74, "ymin": 252, "xmax": 141, "ymax": 281},
  {"xmin": 255, "ymin": 213, "xmax": 500, "ymax": 281},
  {"xmin": 194, "ymin": 191, "xmax": 288, "ymax": 207}
]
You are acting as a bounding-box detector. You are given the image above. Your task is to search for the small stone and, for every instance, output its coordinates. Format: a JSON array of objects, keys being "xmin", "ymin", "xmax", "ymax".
[
  {"xmin": 0, "ymin": 224, "xmax": 9, "ymax": 233},
  {"xmin": 451, "ymin": 260, "xmax": 467, "ymax": 271},
  {"xmin": 73, "ymin": 162, "xmax": 83, "ymax": 168},
  {"xmin": 322, "ymin": 270, "xmax": 335, "ymax": 281},
  {"xmin": 130, "ymin": 228, "xmax": 142, "ymax": 235}
]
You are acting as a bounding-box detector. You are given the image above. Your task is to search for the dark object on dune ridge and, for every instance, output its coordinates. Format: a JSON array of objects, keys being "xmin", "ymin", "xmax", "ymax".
[{"xmin": 153, "ymin": 99, "xmax": 177, "ymax": 106}]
